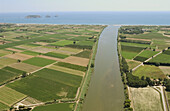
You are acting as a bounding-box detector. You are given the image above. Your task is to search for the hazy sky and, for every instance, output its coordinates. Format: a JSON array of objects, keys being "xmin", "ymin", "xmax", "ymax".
[{"xmin": 1, "ymin": 0, "xmax": 170, "ymax": 12}]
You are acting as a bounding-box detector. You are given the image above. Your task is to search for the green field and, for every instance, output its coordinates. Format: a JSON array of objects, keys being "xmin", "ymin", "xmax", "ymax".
[
  {"xmin": 58, "ymin": 47, "xmax": 82, "ymax": 53},
  {"xmin": 8, "ymin": 68, "xmax": 82, "ymax": 101},
  {"xmin": 0, "ymin": 102, "xmax": 9, "ymax": 111},
  {"xmin": 121, "ymin": 45, "xmax": 144, "ymax": 53},
  {"xmin": 26, "ymin": 43, "xmax": 42, "ymax": 47},
  {"xmin": 127, "ymin": 60, "xmax": 141, "ymax": 70},
  {"xmin": 0, "ymin": 86, "xmax": 26, "ymax": 106},
  {"xmin": 43, "ymin": 52, "xmax": 69, "ymax": 59},
  {"xmin": 126, "ymin": 32, "xmax": 167, "ymax": 40},
  {"xmin": 50, "ymin": 40, "xmax": 74, "ymax": 46},
  {"xmin": 74, "ymin": 50, "xmax": 91, "ymax": 58},
  {"xmin": 120, "ymin": 45, "xmax": 144, "ymax": 59},
  {"xmin": 21, "ymin": 50, "xmax": 40, "ymax": 56},
  {"xmin": 0, "ymin": 69, "xmax": 19, "ymax": 85},
  {"xmin": 55, "ymin": 62, "xmax": 87, "ymax": 72},
  {"xmin": 23, "ymin": 57, "xmax": 55, "ymax": 67},
  {"xmin": 149, "ymin": 54, "xmax": 170, "ymax": 64},
  {"xmin": 32, "ymin": 103, "xmax": 74, "ymax": 111},
  {"xmin": 2, "ymin": 66, "xmax": 25, "ymax": 74},
  {"xmin": 133, "ymin": 65, "xmax": 166, "ymax": 79},
  {"xmin": 70, "ymin": 36, "xmax": 88, "ymax": 41},
  {"xmin": 121, "ymin": 30, "xmax": 170, "ymax": 50},
  {"xmin": 76, "ymin": 40, "xmax": 94, "ymax": 46},
  {"xmin": 120, "ymin": 42, "xmax": 150, "ymax": 48},
  {"xmin": 121, "ymin": 51, "xmax": 139, "ymax": 59},
  {"xmin": 163, "ymin": 49, "xmax": 170, "ymax": 55},
  {"xmin": 134, "ymin": 50, "xmax": 159, "ymax": 62},
  {"xmin": 34, "ymin": 68, "xmax": 82, "ymax": 87},
  {"xmin": 137, "ymin": 50, "xmax": 159, "ymax": 58}
]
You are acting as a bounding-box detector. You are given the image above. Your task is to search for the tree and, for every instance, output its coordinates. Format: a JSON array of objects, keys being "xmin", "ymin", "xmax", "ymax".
[
  {"xmin": 124, "ymin": 103, "xmax": 130, "ymax": 108},
  {"xmin": 17, "ymin": 59, "xmax": 21, "ymax": 63},
  {"xmin": 146, "ymin": 77, "xmax": 151, "ymax": 83},
  {"xmin": 141, "ymin": 76, "xmax": 145, "ymax": 80},
  {"xmin": 91, "ymin": 63, "xmax": 94, "ymax": 68}
]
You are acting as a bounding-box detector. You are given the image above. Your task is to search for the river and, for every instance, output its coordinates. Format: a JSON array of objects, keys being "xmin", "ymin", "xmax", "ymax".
[{"xmin": 82, "ymin": 25, "xmax": 124, "ymax": 111}]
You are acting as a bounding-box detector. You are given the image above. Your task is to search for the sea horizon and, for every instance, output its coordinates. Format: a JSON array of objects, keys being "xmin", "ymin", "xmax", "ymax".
[{"xmin": 1, "ymin": 11, "xmax": 170, "ymax": 25}]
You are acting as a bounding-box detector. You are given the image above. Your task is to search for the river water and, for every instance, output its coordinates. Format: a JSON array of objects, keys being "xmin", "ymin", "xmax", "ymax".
[{"xmin": 82, "ymin": 25, "xmax": 124, "ymax": 111}]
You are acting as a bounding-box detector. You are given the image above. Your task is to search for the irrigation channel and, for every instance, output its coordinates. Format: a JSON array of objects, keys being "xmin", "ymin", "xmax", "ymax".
[{"xmin": 82, "ymin": 25, "xmax": 124, "ymax": 111}]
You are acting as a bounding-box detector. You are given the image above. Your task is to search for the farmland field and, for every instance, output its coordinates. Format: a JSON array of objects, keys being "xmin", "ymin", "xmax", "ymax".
[
  {"xmin": 0, "ymin": 86, "xmax": 26, "ymax": 106},
  {"xmin": 0, "ymin": 24, "xmax": 104, "ymax": 110},
  {"xmin": 55, "ymin": 62, "xmax": 87, "ymax": 72},
  {"xmin": 0, "ymin": 102, "xmax": 9, "ymax": 111},
  {"xmin": 120, "ymin": 42, "xmax": 150, "ymax": 48},
  {"xmin": 21, "ymin": 50, "xmax": 40, "ymax": 56},
  {"xmin": 120, "ymin": 45, "xmax": 144, "ymax": 59},
  {"xmin": 7, "ymin": 68, "xmax": 82, "ymax": 101},
  {"xmin": 50, "ymin": 40, "xmax": 74, "ymax": 47},
  {"xmin": 0, "ymin": 57, "xmax": 17, "ymax": 68},
  {"xmin": 149, "ymin": 54, "xmax": 170, "ymax": 64},
  {"xmin": 62, "ymin": 56, "xmax": 89, "ymax": 66},
  {"xmin": 33, "ymin": 103, "xmax": 74, "ymax": 111},
  {"xmin": 159, "ymin": 66, "xmax": 170, "ymax": 75},
  {"xmin": 0, "ymin": 69, "xmax": 19, "ymax": 85},
  {"xmin": 121, "ymin": 45, "xmax": 144, "ymax": 53},
  {"xmin": 57, "ymin": 47, "xmax": 82, "ymax": 53},
  {"xmin": 76, "ymin": 40, "xmax": 94, "ymax": 46},
  {"xmin": 163, "ymin": 49, "xmax": 170, "ymax": 55},
  {"xmin": 49, "ymin": 65, "xmax": 84, "ymax": 76},
  {"xmin": 0, "ymin": 50, "xmax": 11, "ymax": 57},
  {"xmin": 127, "ymin": 60, "xmax": 141, "ymax": 70},
  {"xmin": 134, "ymin": 50, "xmax": 159, "ymax": 62},
  {"xmin": 129, "ymin": 87, "xmax": 163, "ymax": 111},
  {"xmin": 23, "ymin": 57, "xmax": 56, "ymax": 67},
  {"xmin": 54, "ymin": 47, "xmax": 82, "ymax": 55},
  {"xmin": 43, "ymin": 52, "xmax": 69, "ymax": 59},
  {"xmin": 121, "ymin": 51, "xmax": 138, "ymax": 59},
  {"xmin": 9, "ymin": 63, "xmax": 40, "ymax": 72},
  {"xmin": 5, "ymin": 53, "xmax": 33, "ymax": 61},
  {"xmin": 2, "ymin": 66, "xmax": 25, "ymax": 75},
  {"xmin": 33, "ymin": 68, "xmax": 82, "ymax": 87},
  {"xmin": 74, "ymin": 50, "xmax": 91, "ymax": 58},
  {"xmin": 133, "ymin": 65, "xmax": 166, "ymax": 79},
  {"xmin": 119, "ymin": 26, "xmax": 170, "ymax": 111}
]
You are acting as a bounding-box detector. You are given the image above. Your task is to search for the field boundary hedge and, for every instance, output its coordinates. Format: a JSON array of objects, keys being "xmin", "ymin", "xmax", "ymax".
[{"xmin": 144, "ymin": 62, "xmax": 170, "ymax": 66}]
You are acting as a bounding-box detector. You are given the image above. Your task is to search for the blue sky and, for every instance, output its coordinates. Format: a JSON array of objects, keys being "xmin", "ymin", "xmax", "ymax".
[{"xmin": 1, "ymin": 0, "xmax": 170, "ymax": 12}]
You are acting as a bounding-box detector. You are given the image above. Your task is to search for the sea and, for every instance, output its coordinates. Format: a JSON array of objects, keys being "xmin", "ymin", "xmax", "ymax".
[{"xmin": 0, "ymin": 11, "xmax": 170, "ymax": 25}]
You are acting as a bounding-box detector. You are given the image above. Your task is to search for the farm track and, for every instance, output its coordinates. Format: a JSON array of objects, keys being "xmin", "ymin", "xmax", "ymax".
[
  {"xmin": 153, "ymin": 86, "xmax": 169, "ymax": 111},
  {"xmin": 132, "ymin": 50, "xmax": 163, "ymax": 71},
  {"xmin": 132, "ymin": 49, "xmax": 144, "ymax": 60}
]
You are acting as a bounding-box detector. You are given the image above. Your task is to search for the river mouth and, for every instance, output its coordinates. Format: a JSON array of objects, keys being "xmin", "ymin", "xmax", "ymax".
[{"xmin": 82, "ymin": 25, "xmax": 124, "ymax": 111}]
